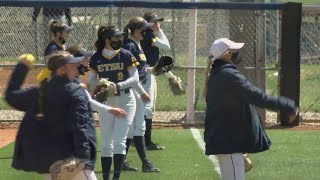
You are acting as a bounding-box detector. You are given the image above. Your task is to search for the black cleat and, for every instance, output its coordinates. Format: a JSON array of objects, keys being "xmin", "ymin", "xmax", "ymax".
[
  {"xmin": 146, "ymin": 142, "xmax": 165, "ymax": 151},
  {"xmin": 142, "ymin": 161, "xmax": 160, "ymax": 172},
  {"xmin": 122, "ymin": 161, "xmax": 138, "ymax": 172}
]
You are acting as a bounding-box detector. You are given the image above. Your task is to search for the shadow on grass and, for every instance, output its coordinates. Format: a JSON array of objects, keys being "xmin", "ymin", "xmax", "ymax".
[{"xmin": 0, "ymin": 157, "xmax": 13, "ymax": 159}]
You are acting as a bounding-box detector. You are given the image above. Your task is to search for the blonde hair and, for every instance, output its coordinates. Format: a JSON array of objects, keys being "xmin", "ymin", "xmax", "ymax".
[
  {"xmin": 123, "ymin": 17, "xmax": 146, "ymax": 40},
  {"xmin": 202, "ymin": 59, "xmax": 213, "ymax": 99},
  {"xmin": 37, "ymin": 50, "xmax": 71, "ymax": 120}
]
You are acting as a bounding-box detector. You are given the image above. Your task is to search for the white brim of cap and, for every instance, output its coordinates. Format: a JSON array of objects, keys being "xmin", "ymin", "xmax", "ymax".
[
  {"xmin": 229, "ymin": 42, "xmax": 244, "ymax": 50},
  {"xmin": 65, "ymin": 55, "xmax": 85, "ymax": 64},
  {"xmin": 63, "ymin": 26, "xmax": 74, "ymax": 32}
]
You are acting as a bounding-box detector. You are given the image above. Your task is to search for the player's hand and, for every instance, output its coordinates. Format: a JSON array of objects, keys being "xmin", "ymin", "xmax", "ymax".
[
  {"xmin": 109, "ymin": 108, "xmax": 127, "ymax": 118},
  {"xmin": 18, "ymin": 54, "xmax": 35, "ymax": 69},
  {"xmin": 152, "ymin": 22, "xmax": 160, "ymax": 32},
  {"xmin": 141, "ymin": 93, "xmax": 151, "ymax": 103},
  {"xmin": 288, "ymin": 108, "xmax": 299, "ymax": 123}
]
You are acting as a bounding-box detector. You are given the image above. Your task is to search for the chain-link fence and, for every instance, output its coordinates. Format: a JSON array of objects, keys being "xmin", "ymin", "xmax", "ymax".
[
  {"xmin": 300, "ymin": 6, "xmax": 320, "ymax": 121},
  {"xmin": 0, "ymin": 2, "xmax": 318, "ymax": 123}
]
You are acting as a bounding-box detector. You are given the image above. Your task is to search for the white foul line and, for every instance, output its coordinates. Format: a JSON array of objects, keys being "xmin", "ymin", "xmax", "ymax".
[{"xmin": 190, "ymin": 127, "xmax": 221, "ymax": 176}]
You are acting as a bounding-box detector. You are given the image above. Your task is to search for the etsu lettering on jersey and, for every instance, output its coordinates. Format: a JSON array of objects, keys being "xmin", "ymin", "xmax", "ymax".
[
  {"xmin": 97, "ymin": 62, "xmax": 124, "ymax": 72},
  {"xmin": 89, "ymin": 49, "xmax": 139, "ymax": 84}
]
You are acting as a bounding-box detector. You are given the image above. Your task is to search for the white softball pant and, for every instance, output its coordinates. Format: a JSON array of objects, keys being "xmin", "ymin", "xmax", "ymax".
[
  {"xmin": 44, "ymin": 170, "xmax": 97, "ymax": 180},
  {"xmin": 99, "ymin": 90, "xmax": 136, "ymax": 157},
  {"xmin": 127, "ymin": 89, "xmax": 146, "ymax": 138},
  {"xmin": 217, "ymin": 153, "xmax": 245, "ymax": 180},
  {"xmin": 142, "ymin": 73, "xmax": 157, "ymax": 119}
]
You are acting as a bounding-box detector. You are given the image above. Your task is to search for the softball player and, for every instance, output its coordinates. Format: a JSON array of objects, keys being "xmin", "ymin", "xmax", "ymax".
[
  {"xmin": 36, "ymin": 20, "xmax": 74, "ymax": 83},
  {"xmin": 89, "ymin": 25, "xmax": 140, "ymax": 180},
  {"xmin": 44, "ymin": 20, "xmax": 73, "ymax": 58},
  {"xmin": 66, "ymin": 45, "xmax": 127, "ymax": 119},
  {"xmin": 122, "ymin": 17, "xmax": 160, "ymax": 172},
  {"xmin": 141, "ymin": 12, "xmax": 170, "ymax": 150}
]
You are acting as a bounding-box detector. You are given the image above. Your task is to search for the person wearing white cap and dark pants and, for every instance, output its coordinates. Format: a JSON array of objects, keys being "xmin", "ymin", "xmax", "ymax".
[{"xmin": 204, "ymin": 38, "xmax": 299, "ymax": 180}]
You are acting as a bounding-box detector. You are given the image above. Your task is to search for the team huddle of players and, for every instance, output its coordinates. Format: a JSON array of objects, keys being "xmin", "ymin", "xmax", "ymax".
[{"xmin": 44, "ymin": 13, "xmax": 170, "ymax": 180}]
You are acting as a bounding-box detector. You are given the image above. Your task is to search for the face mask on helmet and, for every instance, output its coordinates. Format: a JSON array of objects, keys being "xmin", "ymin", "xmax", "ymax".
[
  {"xmin": 231, "ymin": 52, "xmax": 242, "ymax": 65},
  {"xmin": 110, "ymin": 39, "xmax": 123, "ymax": 50},
  {"xmin": 77, "ymin": 64, "xmax": 89, "ymax": 75}
]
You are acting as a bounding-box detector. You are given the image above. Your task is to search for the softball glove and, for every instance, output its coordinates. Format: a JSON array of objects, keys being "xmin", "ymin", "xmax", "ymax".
[
  {"xmin": 49, "ymin": 157, "xmax": 85, "ymax": 180},
  {"xmin": 92, "ymin": 78, "xmax": 116, "ymax": 103}
]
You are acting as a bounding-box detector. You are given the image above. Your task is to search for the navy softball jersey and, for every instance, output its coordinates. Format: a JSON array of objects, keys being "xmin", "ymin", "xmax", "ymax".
[
  {"xmin": 123, "ymin": 39, "xmax": 148, "ymax": 81},
  {"xmin": 44, "ymin": 41, "xmax": 65, "ymax": 56},
  {"xmin": 89, "ymin": 48, "xmax": 139, "ymax": 83}
]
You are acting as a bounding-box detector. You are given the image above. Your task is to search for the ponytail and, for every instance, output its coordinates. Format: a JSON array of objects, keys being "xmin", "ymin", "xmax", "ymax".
[
  {"xmin": 47, "ymin": 20, "xmax": 66, "ymax": 42},
  {"xmin": 95, "ymin": 26, "xmax": 107, "ymax": 51},
  {"xmin": 36, "ymin": 78, "xmax": 48, "ymax": 120},
  {"xmin": 202, "ymin": 58, "xmax": 213, "ymax": 99},
  {"xmin": 123, "ymin": 25, "xmax": 130, "ymax": 41},
  {"xmin": 48, "ymin": 20, "xmax": 57, "ymax": 42}
]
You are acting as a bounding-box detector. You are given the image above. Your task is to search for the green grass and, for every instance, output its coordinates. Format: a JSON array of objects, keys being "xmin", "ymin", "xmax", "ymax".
[
  {"xmin": 0, "ymin": 98, "xmax": 11, "ymax": 110},
  {"xmin": 0, "ymin": 129, "xmax": 218, "ymax": 180},
  {"xmin": 1, "ymin": 129, "xmax": 320, "ymax": 179}
]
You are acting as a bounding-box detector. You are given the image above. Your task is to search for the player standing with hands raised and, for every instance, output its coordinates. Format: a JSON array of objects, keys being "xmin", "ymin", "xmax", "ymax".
[{"xmin": 141, "ymin": 12, "xmax": 170, "ymax": 150}]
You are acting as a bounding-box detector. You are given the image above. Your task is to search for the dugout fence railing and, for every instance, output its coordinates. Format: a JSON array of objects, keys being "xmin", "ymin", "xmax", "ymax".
[{"xmin": 0, "ymin": 1, "xmax": 318, "ymax": 125}]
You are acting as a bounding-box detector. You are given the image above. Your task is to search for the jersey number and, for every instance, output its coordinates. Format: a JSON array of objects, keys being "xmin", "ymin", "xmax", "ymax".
[{"xmin": 117, "ymin": 72, "xmax": 124, "ymax": 81}]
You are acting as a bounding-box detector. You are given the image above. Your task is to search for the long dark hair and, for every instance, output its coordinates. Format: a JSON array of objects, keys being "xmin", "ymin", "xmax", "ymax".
[{"xmin": 94, "ymin": 25, "xmax": 117, "ymax": 51}]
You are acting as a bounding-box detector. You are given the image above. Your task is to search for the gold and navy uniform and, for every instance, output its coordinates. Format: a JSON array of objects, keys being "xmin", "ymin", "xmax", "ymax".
[
  {"xmin": 141, "ymin": 29, "xmax": 159, "ymax": 67},
  {"xmin": 123, "ymin": 39, "xmax": 148, "ymax": 82},
  {"xmin": 89, "ymin": 48, "xmax": 139, "ymax": 83}
]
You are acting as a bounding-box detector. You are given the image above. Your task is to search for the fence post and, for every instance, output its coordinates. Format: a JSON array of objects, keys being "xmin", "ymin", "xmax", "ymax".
[
  {"xmin": 186, "ymin": 1, "xmax": 197, "ymax": 124},
  {"xmin": 280, "ymin": 2, "xmax": 302, "ymax": 126}
]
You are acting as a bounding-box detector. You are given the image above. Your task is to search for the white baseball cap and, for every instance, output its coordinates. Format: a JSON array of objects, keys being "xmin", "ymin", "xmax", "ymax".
[{"xmin": 209, "ymin": 38, "xmax": 244, "ymax": 61}]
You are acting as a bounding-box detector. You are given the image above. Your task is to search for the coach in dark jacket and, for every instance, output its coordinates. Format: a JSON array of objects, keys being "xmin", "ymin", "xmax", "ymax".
[
  {"xmin": 5, "ymin": 52, "xmax": 97, "ymax": 177},
  {"xmin": 204, "ymin": 38, "xmax": 298, "ymax": 180}
]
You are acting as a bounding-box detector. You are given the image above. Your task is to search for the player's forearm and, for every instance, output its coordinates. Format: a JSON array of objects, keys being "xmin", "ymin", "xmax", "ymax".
[
  {"xmin": 117, "ymin": 67, "xmax": 139, "ymax": 90},
  {"xmin": 153, "ymin": 29, "xmax": 170, "ymax": 50},
  {"xmin": 132, "ymin": 82, "xmax": 147, "ymax": 95},
  {"xmin": 85, "ymin": 90, "xmax": 112, "ymax": 111},
  {"xmin": 87, "ymin": 71, "xmax": 98, "ymax": 94}
]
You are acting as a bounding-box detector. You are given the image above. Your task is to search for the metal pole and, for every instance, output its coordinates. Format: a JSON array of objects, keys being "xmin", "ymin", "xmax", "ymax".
[{"xmin": 186, "ymin": 0, "xmax": 197, "ymax": 124}]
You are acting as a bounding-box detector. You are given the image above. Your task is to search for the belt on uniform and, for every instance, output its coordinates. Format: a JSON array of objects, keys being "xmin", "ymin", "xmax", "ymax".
[{"xmin": 115, "ymin": 88, "xmax": 131, "ymax": 96}]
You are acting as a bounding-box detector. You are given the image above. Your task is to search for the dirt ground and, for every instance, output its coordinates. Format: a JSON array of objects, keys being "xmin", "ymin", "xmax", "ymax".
[{"xmin": 0, "ymin": 128, "xmax": 17, "ymax": 149}]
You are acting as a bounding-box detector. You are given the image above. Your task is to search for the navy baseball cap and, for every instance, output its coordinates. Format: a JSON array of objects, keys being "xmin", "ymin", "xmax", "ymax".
[
  {"xmin": 144, "ymin": 12, "xmax": 164, "ymax": 23},
  {"xmin": 105, "ymin": 27, "xmax": 126, "ymax": 38},
  {"xmin": 47, "ymin": 53, "xmax": 85, "ymax": 71}
]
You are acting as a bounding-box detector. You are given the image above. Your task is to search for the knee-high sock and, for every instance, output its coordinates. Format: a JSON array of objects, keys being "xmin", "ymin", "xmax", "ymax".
[
  {"xmin": 144, "ymin": 118, "xmax": 152, "ymax": 146},
  {"xmin": 113, "ymin": 154, "xmax": 125, "ymax": 179},
  {"xmin": 134, "ymin": 136, "xmax": 148, "ymax": 163},
  {"xmin": 125, "ymin": 138, "xmax": 132, "ymax": 156},
  {"xmin": 101, "ymin": 157, "xmax": 112, "ymax": 180}
]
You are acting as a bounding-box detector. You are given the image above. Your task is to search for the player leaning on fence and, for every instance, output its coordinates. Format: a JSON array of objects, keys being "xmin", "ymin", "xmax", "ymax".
[
  {"xmin": 5, "ymin": 52, "xmax": 97, "ymax": 179},
  {"xmin": 204, "ymin": 38, "xmax": 299, "ymax": 180}
]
